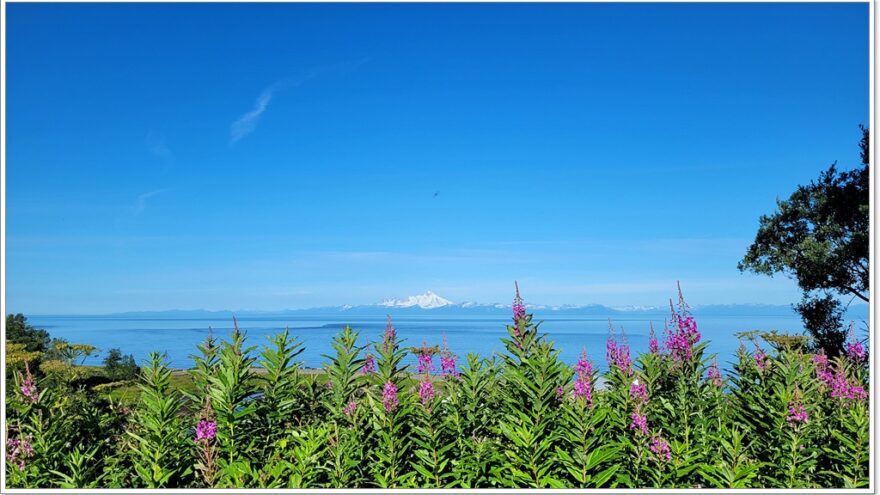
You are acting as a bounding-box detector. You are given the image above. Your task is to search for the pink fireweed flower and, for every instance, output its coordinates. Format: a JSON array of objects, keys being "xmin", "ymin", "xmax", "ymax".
[
  {"xmin": 605, "ymin": 335, "xmax": 618, "ymax": 368},
  {"xmin": 664, "ymin": 289, "xmax": 701, "ymax": 362},
  {"xmin": 606, "ymin": 323, "xmax": 633, "ymax": 375},
  {"xmin": 383, "ymin": 316, "xmax": 396, "ymax": 352},
  {"xmin": 382, "ymin": 382, "xmax": 399, "ymax": 412},
  {"xmin": 18, "ymin": 365, "xmax": 38, "ymax": 404},
  {"xmin": 817, "ymin": 368, "xmax": 834, "ymax": 386},
  {"xmin": 665, "ymin": 331, "xmax": 693, "ymax": 362},
  {"xmin": 708, "ymin": 359, "xmax": 722, "ymax": 387},
  {"xmin": 846, "ymin": 341, "xmax": 866, "ymax": 363},
  {"xmin": 664, "ymin": 320, "xmax": 699, "ymax": 363},
  {"xmin": 343, "ymin": 401, "xmax": 358, "ymax": 416},
  {"xmin": 615, "ymin": 343, "xmax": 633, "ymax": 376},
  {"xmin": 361, "ymin": 354, "xmax": 377, "ymax": 375},
  {"xmin": 848, "ymin": 385, "xmax": 868, "ymax": 401},
  {"xmin": 575, "ymin": 350, "xmax": 592, "ymax": 376},
  {"xmin": 512, "ymin": 281, "xmax": 526, "ymax": 321},
  {"xmin": 19, "ymin": 377, "xmax": 38, "ymax": 404},
  {"xmin": 572, "ymin": 353, "xmax": 594, "ymax": 408},
  {"xmin": 630, "ymin": 379, "xmax": 649, "ymax": 404},
  {"xmin": 786, "ymin": 401, "xmax": 808, "ymax": 426},
  {"xmin": 650, "ymin": 434, "xmax": 672, "ymax": 462},
  {"xmin": 678, "ymin": 315, "xmax": 700, "ymax": 344},
  {"xmin": 6, "ymin": 436, "xmax": 34, "ymax": 471},
  {"xmin": 439, "ymin": 337, "xmax": 460, "ymax": 379},
  {"xmin": 440, "ymin": 354, "xmax": 460, "ymax": 379},
  {"xmin": 195, "ymin": 419, "xmax": 217, "ymax": 442},
  {"xmin": 572, "ymin": 379, "xmax": 593, "ymax": 407},
  {"xmin": 630, "ymin": 412, "xmax": 649, "ymax": 436},
  {"xmin": 845, "ymin": 322, "xmax": 867, "ymax": 362},
  {"xmin": 830, "ymin": 370, "xmax": 848, "ymax": 399},
  {"xmin": 754, "ymin": 346, "xmax": 768, "ymax": 372},
  {"xmin": 648, "ymin": 323, "xmax": 660, "ymax": 355},
  {"xmin": 418, "ymin": 379, "xmax": 435, "ymax": 406},
  {"xmin": 417, "ymin": 350, "xmax": 435, "ymax": 374},
  {"xmin": 556, "ymin": 386, "xmax": 565, "ymax": 402},
  {"xmin": 676, "ymin": 281, "xmax": 690, "ymax": 310},
  {"xmin": 572, "ymin": 349, "xmax": 594, "ymax": 406},
  {"xmin": 830, "ymin": 369, "xmax": 868, "ymax": 402},
  {"xmin": 813, "ymin": 350, "xmax": 834, "ymax": 385}
]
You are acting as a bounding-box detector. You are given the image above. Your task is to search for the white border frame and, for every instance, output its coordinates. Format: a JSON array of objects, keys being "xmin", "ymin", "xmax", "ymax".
[{"xmin": 0, "ymin": 1, "xmax": 874, "ymax": 493}]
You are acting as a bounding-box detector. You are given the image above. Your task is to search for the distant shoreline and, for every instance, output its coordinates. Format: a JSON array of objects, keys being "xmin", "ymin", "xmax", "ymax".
[{"xmin": 21, "ymin": 302, "xmax": 870, "ymax": 319}]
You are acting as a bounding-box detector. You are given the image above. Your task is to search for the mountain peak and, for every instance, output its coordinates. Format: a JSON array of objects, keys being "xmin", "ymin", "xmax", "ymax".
[{"xmin": 379, "ymin": 291, "xmax": 454, "ymax": 309}]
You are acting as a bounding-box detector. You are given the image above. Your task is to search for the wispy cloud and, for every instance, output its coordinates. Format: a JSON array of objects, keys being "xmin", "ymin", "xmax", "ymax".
[
  {"xmin": 230, "ymin": 89, "xmax": 275, "ymax": 144},
  {"xmin": 145, "ymin": 132, "xmax": 173, "ymax": 162},
  {"xmin": 135, "ymin": 189, "xmax": 168, "ymax": 214},
  {"xmin": 229, "ymin": 58, "xmax": 370, "ymax": 145}
]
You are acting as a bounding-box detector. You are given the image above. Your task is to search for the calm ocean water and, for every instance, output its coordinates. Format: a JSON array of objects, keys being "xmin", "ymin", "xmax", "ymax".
[{"xmin": 27, "ymin": 313, "xmax": 811, "ymax": 373}]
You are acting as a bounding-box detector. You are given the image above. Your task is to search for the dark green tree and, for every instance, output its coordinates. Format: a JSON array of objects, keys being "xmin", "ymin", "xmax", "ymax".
[
  {"xmin": 6, "ymin": 313, "xmax": 51, "ymax": 353},
  {"xmin": 738, "ymin": 126, "xmax": 869, "ymax": 355},
  {"xmin": 793, "ymin": 294, "xmax": 846, "ymax": 356},
  {"xmin": 103, "ymin": 348, "xmax": 141, "ymax": 381}
]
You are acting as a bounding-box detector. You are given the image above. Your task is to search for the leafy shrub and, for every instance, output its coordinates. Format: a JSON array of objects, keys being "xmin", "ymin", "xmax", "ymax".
[{"xmin": 4, "ymin": 285, "xmax": 870, "ymax": 488}]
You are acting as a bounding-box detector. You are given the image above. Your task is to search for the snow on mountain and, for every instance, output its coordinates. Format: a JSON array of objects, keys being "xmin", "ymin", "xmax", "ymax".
[
  {"xmin": 611, "ymin": 305, "xmax": 662, "ymax": 312},
  {"xmin": 379, "ymin": 291, "xmax": 454, "ymax": 309}
]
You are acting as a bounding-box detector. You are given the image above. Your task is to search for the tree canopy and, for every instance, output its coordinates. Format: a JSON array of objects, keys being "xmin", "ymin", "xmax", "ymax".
[
  {"xmin": 6, "ymin": 314, "xmax": 50, "ymax": 354},
  {"xmin": 738, "ymin": 126, "xmax": 869, "ymax": 303},
  {"xmin": 103, "ymin": 348, "xmax": 140, "ymax": 381},
  {"xmin": 739, "ymin": 126, "xmax": 869, "ymax": 355}
]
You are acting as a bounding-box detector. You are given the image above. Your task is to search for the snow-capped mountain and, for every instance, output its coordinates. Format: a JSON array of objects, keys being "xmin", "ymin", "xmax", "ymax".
[
  {"xmin": 109, "ymin": 290, "xmax": 869, "ymax": 320},
  {"xmin": 379, "ymin": 291, "xmax": 454, "ymax": 309},
  {"xmin": 611, "ymin": 305, "xmax": 662, "ymax": 312}
]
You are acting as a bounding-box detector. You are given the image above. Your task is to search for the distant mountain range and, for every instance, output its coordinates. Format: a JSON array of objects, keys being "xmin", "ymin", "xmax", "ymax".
[{"xmin": 111, "ymin": 291, "xmax": 870, "ymax": 320}]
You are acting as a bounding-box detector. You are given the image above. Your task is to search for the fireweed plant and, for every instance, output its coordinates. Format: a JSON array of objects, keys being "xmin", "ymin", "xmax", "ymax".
[{"xmin": 4, "ymin": 284, "xmax": 870, "ymax": 488}]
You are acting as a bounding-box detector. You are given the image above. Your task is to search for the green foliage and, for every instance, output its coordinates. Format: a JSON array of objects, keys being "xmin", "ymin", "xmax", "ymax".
[
  {"xmin": 739, "ymin": 126, "xmax": 869, "ymax": 356},
  {"xmin": 367, "ymin": 317, "xmax": 413, "ymax": 488},
  {"xmin": 251, "ymin": 327, "xmax": 304, "ymax": 453},
  {"xmin": 447, "ymin": 354, "xmax": 503, "ymax": 487},
  {"xmin": 698, "ymin": 426, "xmax": 763, "ymax": 488},
  {"xmin": 103, "ymin": 348, "xmax": 140, "ymax": 381},
  {"xmin": 493, "ymin": 313, "xmax": 568, "ymax": 488},
  {"xmin": 321, "ymin": 325, "xmax": 368, "ymax": 486},
  {"xmin": 6, "ymin": 342, "xmax": 42, "ymax": 371},
  {"xmin": 738, "ymin": 127, "xmax": 869, "ymax": 301},
  {"xmin": 6, "ymin": 313, "xmax": 51, "ymax": 354},
  {"xmin": 410, "ymin": 394, "xmax": 454, "ymax": 487},
  {"xmin": 4, "ymin": 301, "xmax": 871, "ymax": 489},
  {"xmin": 125, "ymin": 353, "xmax": 192, "ymax": 487},
  {"xmin": 205, "ymin": 319, "xmax": 258, "ymax": 487},
  {"xmin": 795, "ymin": 294, "xmax": 846, "ymax": 357}
]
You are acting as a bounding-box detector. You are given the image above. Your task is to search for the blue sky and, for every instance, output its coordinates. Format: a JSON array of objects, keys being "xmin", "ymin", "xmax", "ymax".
[{"xmin": 5, "ymin": 3, "xmax": 869, "ymax": 314}]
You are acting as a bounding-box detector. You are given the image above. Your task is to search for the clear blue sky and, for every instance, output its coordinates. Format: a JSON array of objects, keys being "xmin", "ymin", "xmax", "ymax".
[{"xmin": 5, "ymin": 3, "xmax": 869, "ymax": 314}]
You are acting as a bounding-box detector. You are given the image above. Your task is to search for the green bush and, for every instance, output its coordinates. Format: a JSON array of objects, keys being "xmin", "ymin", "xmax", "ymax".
[
  {"xmin": 4, "ymin": 287, "xmax": 870, "ymax": 488},
  {"xmin": 103, "ymin": 349, "xmax": 140, "ymax": 382}
]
